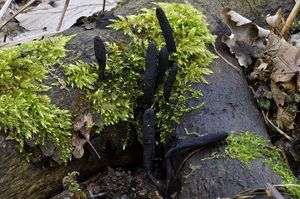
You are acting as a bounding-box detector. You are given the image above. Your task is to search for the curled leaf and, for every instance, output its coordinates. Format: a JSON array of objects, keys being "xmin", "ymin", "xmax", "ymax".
[
  {"xmin": 266, "ymin": 9, "xmax": 285, "ymax": 34},
  {"xmin": 276, "ymin": 106, "xmax": 296, "ymax": 130},
  {"xmin": 72, "ymin": 134, "xmax": 87, "ymax": 159},
  {"xmin": 221, "ymin": 8, "xmax": 270, "ymax": 67},
  {"xmin": 74, "ymin": 113, "xmax": 93, "ymax": 141}
]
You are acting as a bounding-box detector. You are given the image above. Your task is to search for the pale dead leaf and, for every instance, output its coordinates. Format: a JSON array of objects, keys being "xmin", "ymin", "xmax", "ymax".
[
  {"xmin": 266, "ymin": 9, "xmax": 285, "ymax": 34},
  {"xmin": 16, "ymin": 0, "xmax": 123, "ymax": 32},
  {"xmin": 278, "ymin": 80, "xmax": 297, "ymax": 93},
  {"xmin": 276, "ymin": 106, "xmax": 296, "ymax": 130},
  {"xmin": 72, "ymin": 134, "xmax": 87, "ymax": 159},
  {"xmin": 74, "ymin": 113, "xmax": 93, "ymax": 141},
  {"xmin": 270, "ymin": 38, "xmax": 300, "ymax": 83},
  {"xmin": 271, "ymin": 80, "xmax": 286, "ymax": 107},
  {"xmin": 221, "ymin": 8, "xmax": 270, "ymax": 67}
]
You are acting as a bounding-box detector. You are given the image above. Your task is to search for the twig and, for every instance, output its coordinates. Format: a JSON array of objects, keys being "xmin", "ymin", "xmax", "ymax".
[
  {"xmin": 275, "ymin": 184, "xmax": 300, "ymax": 188},
  {"xmin": 266, "ymin": 183, "xmax": 285, "ymax": 199},
  {"xmin": 281, "ymin": 0, "xmax": 300, "ymax": 38},
  {"xmin": 262, "ymin": 111, "xmax": 293, "ymax": 141},
  {"xmin": 0, "ymin": 0, "xmax": 13, "ymax": 20},
  {"xmin": 102, "ymin": 0, "xmax": 106, "ymax": 12},
  {"xmin": 56, "ymin": 0, "xmax": 70, "ymax": 31},
  {"xmin": 0, "ymin": 0, "xmax": 36, "ymax": 30},
  {"xmin": 87, "ymin": 140, "xmax": 101, "ymax": 159},
  {"xmin": 213, "ymin": 44, "xmax": 243, "ymax": 74}
]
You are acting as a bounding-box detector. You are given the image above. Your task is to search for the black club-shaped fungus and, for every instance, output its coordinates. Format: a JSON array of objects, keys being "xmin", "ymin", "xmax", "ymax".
[
  {"xmin": 163, "ymin": 63, "xmax": 178, "ymax": 102},
  {"xmin": 156, "ymin": 7, "xmax": 176, "ymax": 53},
  {"xmin": 165, "ymin": 132, "xmax": 229, "ymax": 160},
  {"xmin": 142, "ymin": 108, "xmax": 156, "ymax": 178},
  {"xmin": 165, "ymin": 132, "xmax": 229, "ymax": 189},
  {"xmin": 94, "ymin": 36, "xmax": 106, "ymax": 78},
  {"xmin": 144, "ymin": 43, "xmax": 158, "ymax": 107},
  {"xmin": 156, "ymin": 47, "xmax": 169, "ymax": 87}
]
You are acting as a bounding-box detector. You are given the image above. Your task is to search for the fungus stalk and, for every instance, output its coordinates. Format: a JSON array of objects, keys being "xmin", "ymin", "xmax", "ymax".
[
  {"xmin": 144, "ymin": 43, "xmax": 158, "ymax": 107},
  {"xmin": 156, "ymin": 7, "xmax": 176, "ymax": 53}
]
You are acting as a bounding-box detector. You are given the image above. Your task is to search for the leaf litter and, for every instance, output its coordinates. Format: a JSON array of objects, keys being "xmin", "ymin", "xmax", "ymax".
[{"xmin": 221, "ymin": 5, "xmax": 300, "ymax": 171}]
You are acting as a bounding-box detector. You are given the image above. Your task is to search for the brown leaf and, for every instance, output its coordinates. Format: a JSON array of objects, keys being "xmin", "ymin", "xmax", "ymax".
[
  {"xmin": 276, "ymin": 106, "xmax": 296, "ymax": 130},
  {"xmin": 72, "ymin": 134, "xmax": 87, "ymax": 159},
  {"xmin": 297, "ymin": 75, "xmax": 300, "ymax": 92},
  {"xmin": 269, "ymin": 38, "xmax": 300, "ymax": 83},
  {"xmin": 278, "ymin": 80, "xmax": 297, "ymax": 94},
  {"xmin": 248, "ymin": 59, "xmax": 269, "ymax": 81},
  {"xmin": 221, "ymin": 8, "xmax": 270, "ymax": 67},
  {"xmin": 74, "ymin": 113, "xmax": 93, "ymax": 141},
  {"xmin": 266, "ymin": 9, "xmax": 285, "ymax": 35},
  {"xmin": 73, "ymin": 145, "xmax": 85, "ymax": 159},
  {"xmin": 271, "ymin": 80, "xmax": 286, "ymax": 107}
]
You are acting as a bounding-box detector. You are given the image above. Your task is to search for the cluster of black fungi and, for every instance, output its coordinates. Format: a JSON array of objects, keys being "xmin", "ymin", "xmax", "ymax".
[{"xmin": 93, "ymin": 7, "xmax": 229, "ymax": 197}]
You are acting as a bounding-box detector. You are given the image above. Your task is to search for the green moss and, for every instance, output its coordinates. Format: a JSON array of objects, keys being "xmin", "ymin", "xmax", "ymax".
[
  {"xmin": 0, "ymin": 36, "xmax": 74, "ymax": 162},
  {"xmin": 0, "ymin": 2, "xmax": 216, "ymax": 162},
  {"xmin": 99, "ymin": 2, "xmax": 216, "ymax": 140},
  {"xmin": 222, "ymin": 132, "xmax": 300, "ymax": 197},
  {"xmin": 62, "ymin": 61, "xmax": 98, "ymax": 89}
]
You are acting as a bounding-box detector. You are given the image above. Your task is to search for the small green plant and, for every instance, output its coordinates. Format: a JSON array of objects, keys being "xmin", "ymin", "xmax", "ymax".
[
  {"xmin": 62, "ymin": 171, "xmax": 87, "ymax": 199},
  {"xmin": 221, "ymin": 132, "xmax": 300, "ymax": 197}
]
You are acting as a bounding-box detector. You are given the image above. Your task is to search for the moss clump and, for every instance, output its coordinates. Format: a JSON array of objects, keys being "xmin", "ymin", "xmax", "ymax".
[
  {"xmin": 63, "ymin": 61, "xmax": 98, "ymax": 89},
  {"xmin": 223, "ymin": 132, "xmax": 300, "ymax": 197},
  {"xmin": 0, "ymin": 36, "xmax": 74, "ymax": 162},
  {"xmin": 94, "ymin": 2, "xmax": 216, "ymax": 140}
]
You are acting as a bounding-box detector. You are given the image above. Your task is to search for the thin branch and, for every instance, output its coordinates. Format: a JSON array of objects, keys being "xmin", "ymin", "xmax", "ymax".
[
  {"xmin": 266, "ymin": 183, "xmax": 285, "ymax": 199},
  {"xmin": 0, "ymin": 0, "xmax": 13, "ymax": 20},
  {"xmin": 56, "ymin": 0, "xmax": 70, "ymax": 31},
  {"xmin": 0, "ymin": 0, "xmax": 36, "ymax": 30},
  {"xmin": 87, "ymin": 140, "xmax": 101, "ymax": 159},
  {"xmin": 281, "ymin": 0, "xmax": 300, "ymax": 38},
  {"xmin": 262, "ymin": 111, "xmax": 293, "ymax": 141},
  {"xmin": 102, "ymin": 0, "xmax": 106, "ymax": 12},
  {"xmin": 213, "ymin": 44, "xmax": 243, "ymax": 74}
]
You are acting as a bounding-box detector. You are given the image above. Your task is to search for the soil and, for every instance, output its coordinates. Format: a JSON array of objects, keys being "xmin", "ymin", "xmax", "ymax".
[{"xmin": 52, "ymin": 167, "xmax": 162, "ymax": 199}]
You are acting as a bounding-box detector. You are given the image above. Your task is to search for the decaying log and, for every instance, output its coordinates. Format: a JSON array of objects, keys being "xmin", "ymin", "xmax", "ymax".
[
  {"xmin": 0, "ymin": 27, "xmax": 141, "ymax": 199},
  {"xmin": 0, "ymin": 0, "xmax": 296, "ymax": 198}
]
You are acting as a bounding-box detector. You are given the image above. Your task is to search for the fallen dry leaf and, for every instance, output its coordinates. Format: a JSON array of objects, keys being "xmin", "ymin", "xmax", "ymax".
[
  {"xmin": 74, "ymin": 113, "xmax": 93, "ymax": 140},
  {"xmin": 276, "ymin": 106, "xmax": 296, "ymax": 130},
  {"xmin": 266, "ymin": 9, "xmax": 285, "ymax": 35},
  {"xmin": 221, "ymin": 8, "xmax": 270, "ymax": 67},
  {"xmin": 269, "ymin": 37, "xmax": 300, "ymax": 83},
  {"xmin": 72, "ymin": 134, "xmax": 87, "ymax": 159},
  {"xmin": 270, "ymin": 80, "xmax": 286, "ymax": 107}
]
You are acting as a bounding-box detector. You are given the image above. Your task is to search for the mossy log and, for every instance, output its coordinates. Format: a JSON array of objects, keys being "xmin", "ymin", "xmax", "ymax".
[
  {"xmin": 0, "ymin": 28, "xmax": 142, "ymax": 199},
  {"xmin": 0, "ymin": 0, "xmax": 296, "ymax": 199}
]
